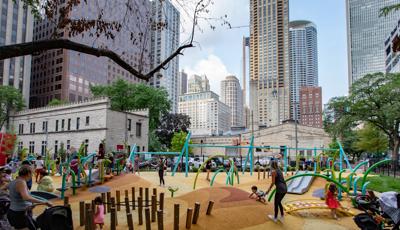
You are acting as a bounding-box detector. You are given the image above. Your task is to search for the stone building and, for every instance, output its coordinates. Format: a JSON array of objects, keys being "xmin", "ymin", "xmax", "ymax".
[{"xmin": 9, "ymin": 98, "xmax": 149, "ymax": 157}]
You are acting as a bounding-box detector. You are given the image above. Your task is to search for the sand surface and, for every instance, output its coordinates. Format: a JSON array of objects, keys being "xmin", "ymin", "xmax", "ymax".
[{"xmin": 32, "ymin": 171, "xmax": 360, "ymax": 229}]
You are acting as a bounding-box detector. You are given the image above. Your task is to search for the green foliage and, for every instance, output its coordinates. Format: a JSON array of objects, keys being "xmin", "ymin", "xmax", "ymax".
[
  {"xmin": 357, "ymin": 175, "xmax": 400, "ymax": 193},
  {"xmin": 58, "ymin": 142, "xmax": 66, "ymax": 162},
  {"xmin": 148, "ymin": 130, "xmax": 165, "ymax": 152},
  {"xmin": 90, "ymin": 79, "xmax": 171, "ymax": 130},
  {"xmin": 170, "ymin": 131, "xmax": 192, "ymax": 155},
  {"xmin": 0, "ymin": 85, "xmax": 25, "ymax": 129},
  {"xmin": 380, "ymin": 3, "xmax": 400, "ymax": 17},
  {"xmin": 48, "ymin": 98, "xmax": 67, "ymax": 106},
  {"xmin": 353, "ymin": 123, "xmax": 388, "ymax": 154},
  {"xmin": 156, "ymin": 113, "xmax": 191, "ymax": 148}
]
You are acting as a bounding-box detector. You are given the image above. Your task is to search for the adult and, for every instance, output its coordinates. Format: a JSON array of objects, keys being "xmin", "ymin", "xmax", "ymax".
[
  {"xmin": 34, "ymin": 155, "xmax": 45, "ymax": 183},
  {"xmin": 134, "ymin": 155, "xmax": 140, "ymax": 175},
  {"xmin": 97, "ymin": 143, "xmax": 105, "ymax": 160},
  {"xmin": 205, "ymin": 160, "xmax": 212, "ymax": 181},
  {"xmin": 7, "ymin": 165, "xmax": 52, "ymax": 230},
  {"xmin": 266, "ymin": 160, "xmax": 287, "ymax": 223},
  {"xmin": 21, "ymin": 160, "xmax": 33, "ymax": 190},
  {"xmin": 158, "ymin": 157, "xmax": 165, "ymax": 187}
]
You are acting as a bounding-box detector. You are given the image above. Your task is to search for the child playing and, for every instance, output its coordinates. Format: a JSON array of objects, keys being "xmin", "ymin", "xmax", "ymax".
[
  {"xmin": 94, "ymin": 196, "xmax": 105, "ymax": 229},
  {"xmin": 326, "ymin": 183, "xmax": 341, "ymax": 220},
  {"xmin": 249, "ymin": 185, "xmax": 266, "ymax": 203}
]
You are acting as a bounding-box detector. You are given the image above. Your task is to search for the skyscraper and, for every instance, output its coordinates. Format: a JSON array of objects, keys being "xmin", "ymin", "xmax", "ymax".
[
  {"xmin": 220, "ymin": 75, "xmax": 243, "ymax": 127},
  {"xmin": 30, "ymin": 0, "xmax": 151, "ymax": 108},
  {"xmin": 249, "ymin": 0, "xmax": 290, "ymax": 128},
  {"xmin": 150, "ymin": 0, "xmax": 180, "ymax": 113},
  {"xmin": 178, "ymin": 70, "xmax": 188, "ymax": 96},
  {"xmin": 346, "ymin": 0, "xmax": 400, "ymax": 87},
  {"xmin": 289, "ymin": 20, "xmax": 318, "ymax": 121},
  {"xmin": 0, "ymin": 0, "xmax": 33, "ymax": 106},
  {"xmin": 300, "ymin": 86, "xmax": 322, "ymax": 128},
  {"xmin": 188, "ymin": 74, "xmax": 210, "ymax": 93}
]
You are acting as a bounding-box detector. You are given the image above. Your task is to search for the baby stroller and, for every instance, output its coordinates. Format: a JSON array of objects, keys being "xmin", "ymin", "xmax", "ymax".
[
  {"xmin": 0, "ymin": 195, "xmax": 12, "ymax": 229},
  {"xmin": 354, "ymin": 192, "xmax": 399, "ymax": 230},
  {"xmin": 36, "ymin": 205, "xmax": 73, "ymax": 230}
]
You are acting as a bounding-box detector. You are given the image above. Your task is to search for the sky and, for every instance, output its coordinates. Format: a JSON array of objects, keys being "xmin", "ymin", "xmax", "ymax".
[{"xmin": 179, "ymin": 0, "xmax": 349, "ymax": 104}]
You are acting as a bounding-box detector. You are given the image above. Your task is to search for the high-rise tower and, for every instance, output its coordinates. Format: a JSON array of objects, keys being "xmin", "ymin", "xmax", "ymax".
[
  {"xmin": 249, "ymin": 0, "xmax": 290, "ymax": 128},
  {"xmin": 221, "ymin": 75, "xmax": 243, "ymax": 127}
]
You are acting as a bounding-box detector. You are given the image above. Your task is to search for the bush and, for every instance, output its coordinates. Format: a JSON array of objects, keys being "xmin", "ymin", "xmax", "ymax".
[{"xmin": 192, "ymin": 167, "xmax": 198, "ymax": 172}]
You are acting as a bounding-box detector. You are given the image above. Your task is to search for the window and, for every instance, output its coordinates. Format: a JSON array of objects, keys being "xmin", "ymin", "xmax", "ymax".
[
  {"xmin": 127, "ymin": 119, "xmax": 132, "ymax": 131},
  {"xmin": 18, "ymin": 124, "xmax": 24, "ymax": 134},
  {"xmin": 29, "ymin": 141, "xmax": 35, "ymax": 154},
  {"xmin": 61, "ymin": 119, "xmax": 65, "ymax": 130},
  {"xmin": 30, "ymin": 123, "xmax": 36, "ymax": 133},
  {"xmin": 67, "ymin": 119, "xmax": 71, "ymax": 130},
  {"xmin": 76, "ymin": 117, "xmax": 80, "ymax": 130},
  {"xmin": 41, "ymin": 141, "xmax": 47, "ymax": 155},
  {"xmin": 18, "ymin": 141, "xmax": 23, "ymax": 152},
  {"xmin": 55, "ymin": 120, "xmax": 59, "ymax": 131},
  {"xmin": 84, "ymin": 139, "xmax": 89, "ymax": 155},
  {"xmin": 66, "ymin": 140, "xmax": 70, "ymax": 150},
  {"xmin": 42, "ymin": 121, "xmax": 48, "ymax": 132},
  {"xmin": 142, "ymin": 146, "xmax": 145, "ymax": 151},
  {"xmin": 136, "ymin": 146, "xmax": 140, "ymax": 152},
  {"xmin": 54, "ymin": 140, "xmax": 58, "ymax": 155},
  {"xmin": 85, "ymin": 116, "xmax": 89, "ymax": 126},
  {"xmin": 136, "ymin": 123, "xmax": 142, "ymax": 137}
]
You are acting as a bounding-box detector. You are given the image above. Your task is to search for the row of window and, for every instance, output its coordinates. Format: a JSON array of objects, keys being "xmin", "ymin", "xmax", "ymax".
[
  {"xmin": 24, "ymin": 139, "xmax": 86, "ymax": 155},
  {"xmin": 18, "ymin": 116, "xmax": 90, "ymax": 134}
]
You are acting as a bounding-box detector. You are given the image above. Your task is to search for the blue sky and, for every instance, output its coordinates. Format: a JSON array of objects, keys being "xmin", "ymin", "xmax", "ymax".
[{"xmin": 180, "ymin": 0, "xmax": 348, "ymax": 104}]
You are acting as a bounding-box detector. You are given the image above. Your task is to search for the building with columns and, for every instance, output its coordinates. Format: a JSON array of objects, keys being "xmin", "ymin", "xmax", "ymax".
[{"xmin": 0, "ymin": 0, "xmax": 33, "ymax": 106}]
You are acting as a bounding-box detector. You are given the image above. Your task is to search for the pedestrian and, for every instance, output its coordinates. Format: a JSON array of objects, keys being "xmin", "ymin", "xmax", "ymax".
[
  {"xmin": 34, "ymin": 155, "xmax": 45, "ymax": 183},
  {"xmin": 266, "ymin": 160, "xmax": 287, "ymax": 223},
  {"xmin": 158, "ymin": 157, "xmax": 165, "ymax": 187},
  {"xmin": 205, "ymin": 160, "xmax": 212, "ymax": 181},
  {"xmin": 93, "ymin": 196, "xmax": 105, "ymax": 229}
]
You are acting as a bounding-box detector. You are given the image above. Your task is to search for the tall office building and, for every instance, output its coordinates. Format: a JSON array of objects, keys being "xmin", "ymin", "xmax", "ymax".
[
  {"xmin": 346, "ymin": 0, "xmax": 400, "ymax": 87},
  {"xmin": 30, "ymin": 0, "xmax": 151, "ymax": 108},
  {"xmin": 150, "ymin": 0, "xmax": 180, "ymax": 113},
  {"xmin": 220, "ymin": 75, "xmax": 243, "ymax": 127},
  {"xmin": 188, "ymin": 74, "xmax": 210, "ymax": 93},
  {"xmin": 0, "ymin": 0, "xmax": 33, "ymax": 106},
  {"xmin": 178, "ymin": 70, "xmax": 188, "ymax": 95},
  {"xmin": 300, "ymin": 86, "xmax": 322, "ymax": 128},
  {"xmin": 249, "ymin": 0, "xmax": 290, "ymax": 128},
  {"xmin": 289, "ymin": 20, "xmax": 318, "ymax": 121}
]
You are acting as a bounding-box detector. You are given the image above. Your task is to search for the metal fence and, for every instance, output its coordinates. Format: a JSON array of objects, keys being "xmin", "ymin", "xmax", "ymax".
[{"xmin": 368, "ymin": 159, "xmax": 399, "ymax": 178}]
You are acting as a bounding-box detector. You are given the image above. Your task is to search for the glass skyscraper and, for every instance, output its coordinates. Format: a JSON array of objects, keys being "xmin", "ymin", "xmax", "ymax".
[
  {"xmin": 289, "ymin": 20, "xmax": 318, "ymax": 121},
  {"xmin": 346, "ymin": 0, "xmax": 400, "ymax": 87}
]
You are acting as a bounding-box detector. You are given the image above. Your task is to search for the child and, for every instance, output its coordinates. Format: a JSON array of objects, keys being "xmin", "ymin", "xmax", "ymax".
[
  {"xmin": 37, "ymin": 171, "xmax": 55, "ymax": 193},
  {"xmin": 35, "ymin": 155, "xmax": 45, "ymax": 183},
  {"xmin": 326, "ymin": 183, "xmax": 341, "ymax": 220},
  {"xmin": 249, "ymin": 185, "xmax": 266, "ymax": 203},
  {"xmin": 94, "ymin": 196, "xmax": 105, "ymax": 229}
]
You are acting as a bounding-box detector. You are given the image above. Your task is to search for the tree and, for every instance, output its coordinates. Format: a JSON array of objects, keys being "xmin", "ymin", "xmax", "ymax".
[
  {"xmin": 90, "ymin": 79, "xmax": 171, "ymax": 130},
  {"xmin": 170, "ymin": 131, "xmax": 192, "ymax": 155},
  {"xmin": 156, "ymin": 113, "xmax": 191, "ymax": 148},
  {"xmin": 148, "ymin": 131, "xmax": 164, "ymax": 152},
  {"xmin": 0, "ymin": 0, "xmax": 229, "ymax": 81},
  {"xmin": 380, "ymin": 3, "xmax": 400, "ymax": 16},
  {"xmin": 353, "ymin": 123, "xmax": 389, "ymax": 155},
  {"xmin": 48, "ymin": 99, "xmax": 68, "ymax": 106},
  {"xmin": 0, "ymin": 86, "xmax": 25, "ymax": 129}
]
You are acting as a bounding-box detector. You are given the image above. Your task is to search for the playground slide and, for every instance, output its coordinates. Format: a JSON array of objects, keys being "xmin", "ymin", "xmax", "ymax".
[{"xmin": 287, "ymin": 171, "xmax": 315, "ymax": 194}]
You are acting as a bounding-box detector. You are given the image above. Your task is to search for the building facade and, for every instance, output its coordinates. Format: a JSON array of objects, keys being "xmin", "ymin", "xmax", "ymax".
[
  {"xmin": 187, "ymin": 74, "xmax": 210, "ymax": 93},
  {"xmin": 178, "ymin": 91, "xmax": 231, "ymax": 136},
  {"xmin": 191, "ymin": 122, "xmax": 330, "ymax": 158},
  {"xmin": 10, "ymin": 98, "xmax": 149, "ymax": 156},
  {"xmin": 0, "ymin": 0, "xmax": 33, "ymax": 105},
  {"xmin": 30, "ymin": 0, "xmax": 151, "ymax": 108},
  {"xmin": 289, "ymin": 20, "xmax": 318, "ymax": 121},
  {"xmin": 220, "ymin": 75, "xmax": 243, "ymax": 127},
  {"xmin": 178, "ymin": 70, "xmax": 188, "ymax": 95},
  {"xmin": 385, "ymin": 18, "xmax": 400, "ymax": 73},
  {"xmin": 299, "ymin": 87, "xmax": 322, "ymax": 128},
  {"xmin": 249, "ymin": 0, "xmax": 290, "ymax": 128},
  {"xmin": 346, "ymin": 0, "xmax": 400, "ymax": 87},
  {"xmin": 150, "ymin": 0, "xmax": 180, "ymax": 113}
]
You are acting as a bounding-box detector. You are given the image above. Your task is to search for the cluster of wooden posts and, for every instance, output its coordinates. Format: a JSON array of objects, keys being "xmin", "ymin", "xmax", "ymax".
[
  {"xmin": 68, "ymin": 187, "xmax": 215, "ymax": 230},
  {"xmin": 257, "ymin": 168, "xmax": 269, "ymax": 180}
]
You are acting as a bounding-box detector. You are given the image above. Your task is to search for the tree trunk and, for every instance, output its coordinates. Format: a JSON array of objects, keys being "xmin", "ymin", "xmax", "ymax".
[{"xmin": 393, "ymin": 137, "xmax": 399, "ymax": 164}]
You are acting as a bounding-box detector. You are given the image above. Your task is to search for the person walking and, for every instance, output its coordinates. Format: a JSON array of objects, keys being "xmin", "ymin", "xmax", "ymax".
[
  {"xmin": 266, "ymin": 160, "xmax": 287, "ymax": 223},
  {"xmin": 158, "ymin": 157, "xmax": 165, "ymax": 187}
]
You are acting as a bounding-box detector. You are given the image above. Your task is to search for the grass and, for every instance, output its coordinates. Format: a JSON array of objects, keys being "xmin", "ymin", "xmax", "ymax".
[{"xmin": 357, "ymin": 174, "xmax": 400, "ymax": 193}]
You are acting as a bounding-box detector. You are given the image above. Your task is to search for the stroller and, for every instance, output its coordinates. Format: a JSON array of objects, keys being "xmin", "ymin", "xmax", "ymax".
[{"xmin": 354, "ymin": 191, "xmax": 400, "ymax": 230}]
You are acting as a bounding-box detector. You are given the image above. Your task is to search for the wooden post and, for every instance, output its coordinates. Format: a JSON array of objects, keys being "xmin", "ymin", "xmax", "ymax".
[
  {"xmin": 145, "ymin": 208, "xmax": 151, "ymax": 230},
  {"xmin": 157, "ymin": 210, "xmax": 164, "ymax": 230},
  {"xmin": 86, "ymin": 208, "xmax": 93, "ymax": 230},
  {"xmin": 79, "ymin": 201, "xmax": 85, "ymax": 226},
  {"xmin": 206, "ymin": 201, "xmax": 214, "ymax": 215},
  {"xmin": 127, "ymin": 212, "xmax": 134, "ymax": 230},
  {"xmin": 151, "ymin": 195, "xmax": 156, "ymax": 222},
  {"xmin": 64, "ymin": 196, "xmax": 69, "ymax": 207},
  {"xmin": 125, "ymin": 197, "xmax": 130, "ymax": 213},
  {"xmin": 111, "ymin": 197, "xmax": 117, "ymax": 226},
  {"xmin": 186, "ymin": 208, "xmax": 193, "ymax": 229},
  {"xmin": 145, "ymin": 187, "xmax": 149, "ymax": 207},
  {"xmin": 258, "ymin": 169, "xmax": 260, "ymax": 180},
  {"xmin": 125, "ymin": 189, "xmax": 129, "ymax": 199},
  {"xmin": 192, "ymin": 202, "xmax": 200, "ymax": 224},
  {"xmin": 138, "ymin": 196, "xmax": 143, "ymax": 225},
  {"xmin": 174, "ymin": 204, "xmax": 179, "ymax": 230},
  {"xmin": 101, "ymin": 193, "xmax": 106, "ymax": 214},
  {"xmin": 132, "ymin": 187, "xmax": 136, "ymax": 210},
  {"xmin": 84, "ymin": 203, "xmax": 91, "ymax": 230},
  {"xmin": 153, "ymin": 188, "xmax": 157, "ymax": 196},
  {"xmin": 159, "ymin": 193, "xmax": 165, "ymax": 211},
  {"xmin": 139, "ymin": 187, "xmax": 143, "ymax": 199},
  {"xmin": 110, "ymin": 207, "xmax": 116, "ymax": 230},
  {"xmin": 116, "ymin": 190, "xmax": 121, "ymax": 211},
  {"xmin": 263, "ymin": 168, "xmax": 266, "ymax": 179},
  {"xmin": 106, "ymin": 192, "xmax": 111, "ymax": 213}
]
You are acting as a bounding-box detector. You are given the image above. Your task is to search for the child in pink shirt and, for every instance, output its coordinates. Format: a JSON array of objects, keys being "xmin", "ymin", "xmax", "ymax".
[{"xmin": 94, "ymin": 196, "xmax": 105, "ymax": 229}]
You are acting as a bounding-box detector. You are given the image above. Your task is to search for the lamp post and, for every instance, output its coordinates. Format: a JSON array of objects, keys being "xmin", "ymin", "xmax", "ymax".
[
  {"xmin": 200, "ymin": 139, "xmax": 203, "ymax": 161},
  {"xmin": 294, "ymin": 102, "xmax": 299, "ymax": 170}
]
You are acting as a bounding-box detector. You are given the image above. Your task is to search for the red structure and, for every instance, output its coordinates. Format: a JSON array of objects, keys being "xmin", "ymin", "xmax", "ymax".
[
  {"xmin": 299, "ymin": 87, "xmax": 323, "ymax": 128},
  {"xmin": 0, "ymin": 133, "xmax": 16, "ymax": 166}
]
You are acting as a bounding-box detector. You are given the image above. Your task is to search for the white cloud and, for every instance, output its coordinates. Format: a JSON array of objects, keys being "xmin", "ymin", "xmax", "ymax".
[{"xmin": 183, "ymin": 54, "xmax": 232, "ymax": 95}]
